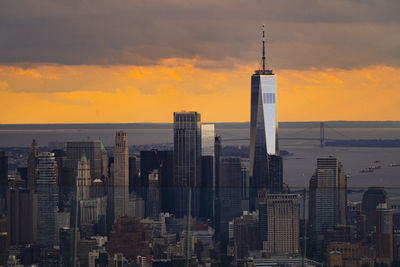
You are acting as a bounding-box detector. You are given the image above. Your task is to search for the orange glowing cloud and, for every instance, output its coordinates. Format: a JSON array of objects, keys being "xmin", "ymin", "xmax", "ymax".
[{"xmin": 0, "ymin": 60, "xmax": 399, "ymax": 123}]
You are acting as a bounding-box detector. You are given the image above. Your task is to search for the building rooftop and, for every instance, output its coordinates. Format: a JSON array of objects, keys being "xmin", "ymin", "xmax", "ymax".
[{"xmin": 254, "ymin": 69, "xmax": 274, "ymax": 75}]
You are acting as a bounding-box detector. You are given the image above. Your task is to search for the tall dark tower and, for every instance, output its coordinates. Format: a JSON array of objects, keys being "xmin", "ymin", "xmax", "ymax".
[
  {"xmin": 249, "ymin": 26, "xmax": 278, "ymax": 211},
  {"xmin": 0, "ymin": 151, "xmax": 8, "ymax": 214},
  {"xmin": 219, "ymin": 157, "xmax": 242, "ymax": 249},
  {"xmin": 362, "ymin": 187, "xmax": 389, "ymax": 234},
  {"xmin": 214, "ymin": 135, "xmax": 222, "ymax": 231},
  {"xmin": 173, "ymin": 112, "xmax": 201, "ymax": 218},
  {"xmin": 140, "ymin": 150, "xmax": 174, "ymax": 216},
  {"xmin": 267, "ymin": 155, "xmax": 283, "ymax": 193},
  {"xmin": 308, "ymin": 156, "xmax": 347, "ymax": 259},
  {"xmin": 0, "ymin": 151, "xmax": 7, "ymax": 195},
  {"xmin": 36, "ymin": 152, "xmax": 58, "ymax": 248},
  {"xmin": 27, "ymin": 139, "xmax": 39, "ymax": 189}
]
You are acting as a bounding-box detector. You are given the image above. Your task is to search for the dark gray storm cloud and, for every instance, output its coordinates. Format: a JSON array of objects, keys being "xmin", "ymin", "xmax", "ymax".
[{"xmin": 0, "ymin": 0, "xmax": 399, "ymax": 69}]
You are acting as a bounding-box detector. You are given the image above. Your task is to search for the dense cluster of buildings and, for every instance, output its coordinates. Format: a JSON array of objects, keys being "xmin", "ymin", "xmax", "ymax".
[{"xmin": 0, "ymin": 30, "xmax": 398, "ymax": 267}]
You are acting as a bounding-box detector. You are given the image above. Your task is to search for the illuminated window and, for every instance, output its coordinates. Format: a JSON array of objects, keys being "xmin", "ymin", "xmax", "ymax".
[{"xmin": 263, "ymin": 93, "xmax": 276, "ymax": 104}]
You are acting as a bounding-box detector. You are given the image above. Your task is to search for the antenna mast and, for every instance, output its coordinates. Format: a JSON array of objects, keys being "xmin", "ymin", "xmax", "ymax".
[{"xmin": 262, "ymin": 25, "xmax": 266, "ymax": 72}]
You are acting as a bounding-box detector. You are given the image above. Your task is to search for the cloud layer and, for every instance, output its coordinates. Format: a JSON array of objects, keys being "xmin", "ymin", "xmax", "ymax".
[
  {"xmin": 1, "ymin": 1, "xmax": 399, "ymax": 123},
  {"xmin": 1, "ymin": 62, "xmax": 399, "ymax": 123},
  {"xmin": 1, "ymin": 0, "xmax": 399, "ymax": 69}
]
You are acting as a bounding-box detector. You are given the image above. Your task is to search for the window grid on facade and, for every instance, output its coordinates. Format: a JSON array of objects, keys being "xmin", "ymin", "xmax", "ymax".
[{"xmin": 263, "ymin": 93, "xmax": 276, "ymax": 104}]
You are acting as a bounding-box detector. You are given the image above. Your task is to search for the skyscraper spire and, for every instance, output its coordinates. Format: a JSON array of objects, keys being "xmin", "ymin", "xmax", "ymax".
[{"xmin": 262, "ymin": 24, "xmax": 266, "ymax": 72}]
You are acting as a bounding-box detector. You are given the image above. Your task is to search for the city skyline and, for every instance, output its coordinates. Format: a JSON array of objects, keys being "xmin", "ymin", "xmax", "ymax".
[
  {"xmin": 1, "ymin": 1, "xmax": 400, "ymax": 266},
  {"xmin": 1, "ymin": 119, "xmax": 400, "ymax": 266}
]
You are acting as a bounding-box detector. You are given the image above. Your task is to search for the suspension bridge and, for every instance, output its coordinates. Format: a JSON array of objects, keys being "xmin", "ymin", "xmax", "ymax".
[{"xmin": 219, "ymin": 122, "xmax": 356, "ymax": 148}]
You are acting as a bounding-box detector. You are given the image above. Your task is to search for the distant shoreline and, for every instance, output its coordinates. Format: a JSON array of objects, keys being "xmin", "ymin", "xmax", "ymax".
[
  {"xmin": 325, "ymin": 139, "xmax": 400, "ymax": 148},
  {"xmin": 0, "ymin": 121, "xmax": 400, "ymax": 129}
]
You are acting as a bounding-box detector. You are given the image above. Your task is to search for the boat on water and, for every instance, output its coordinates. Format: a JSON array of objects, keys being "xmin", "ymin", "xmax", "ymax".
[
  {"xmin": 389, "ymin": 163, "xmax": 400, "ymax": 167},
  {"xmin": 370, "ymin": 165, "xmax": 381, "ymax": 170},
  {"xmin": 360, "ymin": 168, "xmax": 373, "ymax": 173},
  {"xmin": 359, "ymin": 164, "xmax": 382, "ymax": 173}
]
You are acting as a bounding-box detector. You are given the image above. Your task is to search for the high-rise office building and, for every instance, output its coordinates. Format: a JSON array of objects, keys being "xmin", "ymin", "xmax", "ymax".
[
  {"xmin": 129, "ymin": 156, "xmax": 139, "ymax": 193},
  {"xmin": 158, "ymin": 151, "xmax": 174, "ymax": 214},
  {"xmin": 36, "ymin": 152, "xmax": 58, "ymax": 248},
  {"xmin": 140, "ymin": 150, "xmax": 174, "ymax": 215},
  {"xmin": 261, "ymin": 194, "xmax": 299, "ymax": 256},
  {"xmin": 309, "ymin": 156, "xmax": 347, "ymax": 259},
  {"xmin": 214, "ymin": 135, "xmax": 222, "ymax": 231},
  {"xmin": 267, "ymin": 155, "xmax": 283, "ymax": 193},
  {"xmin": 76, "ymin": 155, "xmax": 91, "ymax": 201},
  {"xmin": 258, "ymin": 200, "xmax": 267, "ymax": 248},
  {"xmin": 362, "ymin": 187, "xmax": 389, "ymax": 234},
  {"xmin": 146, "ymin": 170, "xmax": 160, "ymax": 219},
  {"xmin": 52, "ymin": 149, "xmax": 65, "ymax": 186},
  {"xmin": 376, "ymin": 203, "xmax": 393, "ymax": 265},
  {"xmin": 75, "ymin": 153, "xmax": 94, "ymax": 234},
  {"xmin": 79, "ymin": 197, "xmax": 107, "ymax": 227},
  {"xmin": 200, "ymin": 124, "xmax": 215, "ymax": 220},
  {"xmin": 113, "ymin": 131, "xmax": 129, "ymax": 221},
  {"xmin": 66, "ymin": 140, "xmax": 102, "ymax": 180},
  {"xmin": 201, "ymin": 156, "xmax": 214, "ymax": 220},
  {"xmin": 27, "ymin": 140, "xmax": 39, "ymax": 189},
  {"xmin": 59, "ymin": 227, "xmax": 72, "ymax": 266},
  {"xmin": 219, "ymin": 157, "xmax": 242, "ymax": 247},
  {"xmin": 233, "ymin": 212, "xmax": 259, "ymax": 259},
  {"xmin": 241, "ymin": 164, "xmax": 250, "ymax": 211},
  {"xmin": 106, "ymin": 157, "xmax": 114, "ymax": 233},
  {"xmin": 51, "ymin": 149, "xmax": 69, "ymax": 210},
  {"xmin": 393, "ymin": 212, "xmax": 400, "ymax": 262},
  {"xmin": 201, "ymin": 124, "xmax": 215, "ymax": 156},
  {"xmin": 7, "ymin": 188, "xmax": 37, "ymax": 245},
  {"xmin": 0, "ymin": 217, "xmax": 8, "ymax": 267},
  {"xmin": 0, "ymin": 150, "xmax": 8, "ymax": 252},
  {"xmin": 173, "ymin": 112, "xmax": 201, "ymax": 218},
  {"xmin": 0, "ymin": 151, "xmax": 7, "ymax": 201},
  {"xmin": 249, "ymin": 27, "xmax": 278, "ymax": 211},
  {"xmin": 140, "ymin": 150, "xmax": 158, "ymax": 199}
]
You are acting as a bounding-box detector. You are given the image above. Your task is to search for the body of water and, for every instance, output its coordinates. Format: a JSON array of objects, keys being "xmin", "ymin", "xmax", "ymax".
[{"xmin": 0, "ymin": 121, "xmax": 399, "ymax": 193}]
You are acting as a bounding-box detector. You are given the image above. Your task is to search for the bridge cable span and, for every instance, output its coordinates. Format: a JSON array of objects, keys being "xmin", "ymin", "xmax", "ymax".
[{"xmin": 217, "ymin": 123, "xmax": 357, "ymax": 143}]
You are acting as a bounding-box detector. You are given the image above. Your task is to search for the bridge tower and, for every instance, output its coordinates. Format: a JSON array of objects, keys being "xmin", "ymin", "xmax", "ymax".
[{"xmin": 320, "ymin": 122, "xmax": 325, "ymax": 148}]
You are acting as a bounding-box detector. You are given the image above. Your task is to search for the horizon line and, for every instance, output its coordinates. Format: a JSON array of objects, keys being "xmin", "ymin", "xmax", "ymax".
[{"xmin": 1, "ymin": 120, "xmax": 400, "ymax": 126}]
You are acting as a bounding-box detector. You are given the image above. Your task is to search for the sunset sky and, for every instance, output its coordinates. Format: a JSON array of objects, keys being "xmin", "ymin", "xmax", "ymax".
[{"xmin": 1, "ymin": 0, "xmax": 399, "ymax": 123}]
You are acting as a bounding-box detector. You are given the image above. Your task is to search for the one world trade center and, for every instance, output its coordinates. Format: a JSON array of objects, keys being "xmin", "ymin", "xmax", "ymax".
[{"xmin": 249, "ymin": 26, "xmax": 281, "ymax": 211}]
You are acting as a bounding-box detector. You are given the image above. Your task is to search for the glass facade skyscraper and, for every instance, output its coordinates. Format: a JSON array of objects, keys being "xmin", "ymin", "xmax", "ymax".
[
  {"xmin": 173, "ymin": 111, "xmax": 201, "ymax": 218},
  {"xmin": 249, "ymin": 28, "xmax": 278, "ymax": 210},
  {"xmin": 36, "ymin": 152, "xmax": 58, "ymax": 248},
  {"xmin": 201, "ymin": 124, "xmax": 215, "ymax": 220},
  {"xmin": 201, "ymin": 124, "xmax": 215, "ymax": 157},
  {"xmin": 309, "ymin": 156, "xmax": 347, "ymax": 259}
]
